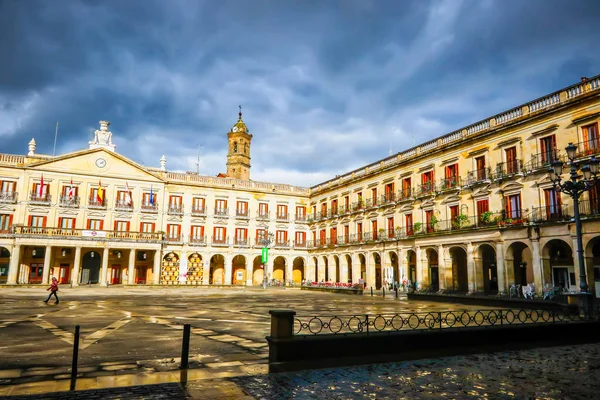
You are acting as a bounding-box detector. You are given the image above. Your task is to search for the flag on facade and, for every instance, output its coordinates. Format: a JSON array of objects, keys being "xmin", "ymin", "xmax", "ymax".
[
  {"xmin": 125, "ymin": 182, "xmax": 132, "ymax": 205},
  {"xmin": 149, "ymin": 185, "xmax": 154, "ymax": 205},
  {"xmin": 97, "ymin": 180, "xmax": 104, "ymax": 203},
  {"xmin": 67, "ymin": 178, "xmax": 75, "ymax": 200},
  {"xmin": 38, "ymin": 175, "xmax": 44, "ymax": 198}
]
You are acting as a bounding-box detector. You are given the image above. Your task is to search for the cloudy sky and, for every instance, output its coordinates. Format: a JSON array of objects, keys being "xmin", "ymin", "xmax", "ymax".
[{"xmin": 1, "ymin": 0, "xmax": 599, "ymax": 187}]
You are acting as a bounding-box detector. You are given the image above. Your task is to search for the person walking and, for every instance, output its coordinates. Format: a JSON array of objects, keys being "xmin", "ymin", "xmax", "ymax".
[{"xmin": 44, "ymin": 277, "xmax": 59, "ymax": 304}]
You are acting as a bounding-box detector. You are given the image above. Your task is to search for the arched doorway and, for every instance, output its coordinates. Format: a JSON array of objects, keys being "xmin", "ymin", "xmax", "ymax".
[
  {"xmin": 210, "ymin": 254, "xmax": 225, "ymax": 285},
  {"xmin": 507, "ymin": 242, "xmax": 532, "ymax": 287},
  {"xmin": 333, "ymin": 255, "xmax": 340, "ymax": 282},
  {"xmin": 0, "ymin": 247, "xmax": 10, "ymax": 284},
  {"xmin": 479, "ymin": 244, "xmax": 497, "ymax": 294},
  {"xmin": 292, "ymin": 257, "xmax": 304, "ymax": 284},
  {"xmin": 407, "ymin": 250, "xmax": 417, "ymax": 284},
  {"xmin": 252, "ymin": 256, "xmax": 264, "ymax": 286},
  {"xmin": 585, "ymin": 237, "xmax": 600, "ymax": 294},
  {"xmin": 323, "ymin": 256, "xmax": 329, "ymax": 282},
  {"xmin": 359, "ymin": 254, "xmax": 366, "ymax": 287},
  {"xmin": 161, "ymin": 252, "xmax": 180, "ymax": 285},
  {"xmin": 543, "ymin": 239, "xmax": 574, "ymax": 290},
  {"xmin": 427, "ymin": 248, "xmax": 439, "ymax": 292},
  {"xmin": 273, "ymin": 256, "xmax": 285, "ymax": 283},
  {"xmin": 449, "ymin": 247, "xmax": 468, "ymax": 292},
  {"xmin": 389, "ymin": 251, "xmax": 398, "ymax": 287},
  {"xmin": 373, "ymin": 252, "xmax": 382, "ymax": 289},
  {"xmin": 345, "ymin": 254, "xmax": 352, "ymax": 283},
  {"xmin": 311, "ymin": 256, "xmax": 319, "ymax": 283},
  {"xmin": 232, "ymin": 255, "xmax": 246, "ymax": 285},
  {"xmin": 81, "ymin": 250, "xmax": 101, "ymax": 284},
  {"xmin": 186, "ymin": 253, "xmax": 203, "ymax": 285}
]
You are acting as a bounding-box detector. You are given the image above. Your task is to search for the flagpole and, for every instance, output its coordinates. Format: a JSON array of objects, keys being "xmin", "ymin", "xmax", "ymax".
[{"xmin": 53, "ymin": 121, "xmax": 59, "ymax": 157}]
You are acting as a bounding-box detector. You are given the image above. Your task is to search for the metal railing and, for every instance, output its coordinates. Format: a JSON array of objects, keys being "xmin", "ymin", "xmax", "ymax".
[
  {"xmin": 191, "ymin": 206, "xmax": 206, "ymax": 216},
  {"xmin": 276, "ymin": 213, "xmax": 289, "ymax": 221},
  {"xmin": 438, "ymin": 176, "xmax": 461, "ymax": 191},
  {"xmin": 0, "ymin": 191, "xmax": 17, "ymax": 203},
  {"xmin": 579, "ymin": 199, "xmax": 600, "ymax": 218},
  {"xmin": 573, "ymin": 138, "xmax": 600, "ymax": 159},
  {"xmin": 188, "ymin": 235, "xmax": 207, "ymax": 245},
  {"xmin": 294, "ymin": 214, "xmax": 307, "ymax": 222},
  {"xmin": 380, "ymin": 193, "xmax": 396, "ymax": 204},
  {"xmin": 294, "ymin": 308, "xmax": 598, "ymax": 336},
  {"xmin": 29, "ymin": 192, "xmax": 51, "ymax": 204},
  {"xmin": 274, "ymin": 240, "xmax": 290, "ymax": 248},
  {"xmin": 492, "ymin": 160, "xmax": 522, "ymax": 180},
  {"xmin": 530, "ymin": 205, "xmax": 570, "ymax": 223},
  {"xmin": 214, "ymin": 208, "xmax": 228, "ymax": 217},
  {"xmin": 168, "ymin": 204, "xmax": 184, "ymax": 215},
  {"xmin": 256, "ymin": 211, "xmax": 270, "ymax": 220},
  {"xmin": 235, "ymin": 209, "xmax": 249, "ymax": 218},
  {"xmin": 233, "ymin": 237, "xmax": 249, "ymax": 247},
  {"xmin": 88, "ymin": 198, "xmax": 106, "ymax": 209},
  {"xmin": 141, "ymin": 202, "xmax": 159, "ymax": 213},
  {"xmin": 464, "ymin": 168, "xmax": 491, "ymax": 186},
  {"xmin": 59, "ymin": 195, "xmax": 80, "ymax": 208},
  {"xmin": 417, "ymin": 182, "xmax": 435, "ymax": 196},
  {"xmin": 114, "ymin": 201, "xmax": 133, "ymax": 211},
  {"xmin": 396, "ymin": 188, "xmax": 414, "ymax": 202},
  {"xmin": 165, "ymin": 234, "xmax": 182, "ymax": 243},
  {"xmin": 13, "ymin": 226, "xmax": 162, "ymax": 242},
  {"xmin": 211, "ymin": 236, "xmax": 229, "ymax": 246},
  {"xmin": 524, "ymin": 149, "xmax": 560, "ymax": 173}
]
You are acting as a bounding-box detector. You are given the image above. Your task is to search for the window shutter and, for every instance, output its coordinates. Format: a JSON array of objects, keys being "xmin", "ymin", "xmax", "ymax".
[
  {"xmin": 126, "ymin": 221, "xmax": 130, "ymax": 231},
  {"xmin": 42, "ymin": 216, "xmax": 47, "ymax": 227},
  {"xmin": 140, "ymin": 222, "xmax": 144, "ymax": 232},
  {"xmin": 9, "ymin": 214, "xmax": 13, "ymax": 227},
  {"xmin": 58, "ymin": 217, "xmax": 62, "ymax": 228},
  {"xmin": 114, "ymin": 221, "xmax": 118, "ymax": 230},
  {"xmin": 100, "ymin": 220, "xmax": 104, "ymax": 230},
  {"xmin": 72, "ymin": 218, "xmax": 76, "ymax": 229}
]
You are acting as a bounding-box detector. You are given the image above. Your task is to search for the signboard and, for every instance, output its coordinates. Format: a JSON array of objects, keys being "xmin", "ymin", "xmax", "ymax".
[
  {"xmin": 82, "ymin": 230, "xmax": 107, "ymax": 238},
  {"xmin": 261, "ymin": 247, "xmax": 268, "ymax": 263}
]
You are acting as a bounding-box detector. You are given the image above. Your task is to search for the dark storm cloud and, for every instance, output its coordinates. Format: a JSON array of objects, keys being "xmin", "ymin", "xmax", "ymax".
[{"xmin": 1, "ymin": 0, "xmax": 599, "ymax": 185}]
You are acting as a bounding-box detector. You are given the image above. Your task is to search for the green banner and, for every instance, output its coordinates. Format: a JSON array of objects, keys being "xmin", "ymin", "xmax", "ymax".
[{"xmin": 261, "ymin": 247, "xmax": 268, "ymax": 263}]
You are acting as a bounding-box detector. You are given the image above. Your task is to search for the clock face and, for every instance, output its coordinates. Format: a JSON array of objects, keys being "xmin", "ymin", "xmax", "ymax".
[
  {"xmin": 95, "ymin": 158, "xmax": 107, "ymax": 168},
  {"xmin": 232, "ymin": 126, "xmax": 238, "ymax": 133}
]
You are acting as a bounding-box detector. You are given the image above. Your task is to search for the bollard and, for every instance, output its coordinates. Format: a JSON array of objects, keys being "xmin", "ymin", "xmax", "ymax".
[
  {"xmin": 395, "ymin": 287, "xmax": 398, "ymax": 298},
  {"xmin": 180, "ymin": 324, "xmax": 191, "ymax": 370},
  {"xmin": 70, "ymin": 325, "xmax": 80, "ymax": 391},
  {"xmin": 370, "ymin": 287, "xmax": 373, "ymax": 297},
  {"xmin": 383, "ymin": 287, "xmax": 385, "ymax": 297}
]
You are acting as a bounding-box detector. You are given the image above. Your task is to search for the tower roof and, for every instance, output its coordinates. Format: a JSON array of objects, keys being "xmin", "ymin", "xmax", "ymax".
[{"xmin": 230, "ymin": 105, "xmax": 249, "ymax": 134}]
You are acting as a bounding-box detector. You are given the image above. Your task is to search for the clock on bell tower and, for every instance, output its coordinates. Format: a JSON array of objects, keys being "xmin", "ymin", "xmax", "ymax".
[{"xmin": 226, "ymin": 106, "xmax": 253, "ymax": 180}]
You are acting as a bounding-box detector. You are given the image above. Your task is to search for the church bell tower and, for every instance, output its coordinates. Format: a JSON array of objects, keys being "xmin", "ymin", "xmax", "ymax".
[{"xmin": 226, "ymin": 106, "xmax": 253, "ymax": 180}]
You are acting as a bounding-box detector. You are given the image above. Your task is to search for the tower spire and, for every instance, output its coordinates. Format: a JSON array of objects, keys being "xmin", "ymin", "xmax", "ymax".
[{"xmin": 238, "ymin": 105, "xmax": 242, "ymax": 120}]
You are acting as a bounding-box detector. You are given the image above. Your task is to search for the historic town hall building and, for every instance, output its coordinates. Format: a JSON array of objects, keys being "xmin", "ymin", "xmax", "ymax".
[{"xmin": 1, "ymin": 76, "xmax": 600, "ymax": 296}]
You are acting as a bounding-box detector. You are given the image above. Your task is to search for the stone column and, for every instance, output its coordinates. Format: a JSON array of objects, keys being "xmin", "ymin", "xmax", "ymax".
[
  {"xmin": 72, "ymin": 247, "xmax": 82, "ymax": 286},
  {"xmin": 7, "ymin": 244, "xmax": 20, "ymax": 284},
  {"xmin": 223, "ymin": 254, "xmax": 232, "ymax": 285},
  {"xmin": 437, "ymin": 245, "xmax": 446, "ymax": 290},
  {"xmin": 467, "ymin": 242, "xmax": 475, "ymax": 292},
  {"xmin": 153, "ymin": 249, "xmax": 161, "ymax": 285},
  {"xmin": 531, "ymin": 239, "xmax": 543, "ymax": 293},
  {"xmin": 416, "ymin": 246, "xmax": 427, "ymax": 289},
  {"xmin": 495, "ymin": 242, "xmax": 506, "ymax": 294},
  {"xmin": 42, "ymin": 245, "xmax": 52, "ymax": 285},
  {"xmin": 285, "ymin": 257, "xmax": 293, "ymax": 285},
  {"xmin": 246, "ymin": 260, "xmax": 253, "ymax": 286},
  {"xmin": 366, "ymin": 252, "xmax": 375, "ymax": 289},
  {"xmin": 127, "ymin": 249, "xmax": 136, "ymax": 284},
  {"xmin": 100, "ymin": 247, "xmax": 109, "ymax": 285},
  {"xmin": 203, "ymin": 258, "xmax": 211, "ymax": 285},
  {"xmin": 340, "ymin": 255, "xmax": 348, "ymax": 284},
  {"xmin": 265, "ymin": 257, "xmax": 273, "ymax": 283}
]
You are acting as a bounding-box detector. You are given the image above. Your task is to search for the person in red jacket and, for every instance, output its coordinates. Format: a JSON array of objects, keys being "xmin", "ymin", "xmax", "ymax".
[{"xmin": 44, "ymin": 277, "xmax": 59, "ymax": 304}]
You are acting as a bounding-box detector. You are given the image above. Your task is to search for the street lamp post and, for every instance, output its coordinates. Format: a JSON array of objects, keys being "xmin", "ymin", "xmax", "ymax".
[
  {"xmin": 549, "ymin": 142, "xmax": 599, "ymax": 314},
  {"xmin": 261, "ymin": 232, "xmax": 274, "ymax": 289}
]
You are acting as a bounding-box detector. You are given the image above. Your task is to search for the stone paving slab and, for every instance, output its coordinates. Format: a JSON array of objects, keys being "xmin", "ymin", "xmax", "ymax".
[
  {"xmin": 230, "ymin": 343, "xmax": 600, "ymax": 399},
  {"xmin": 0, "ymin": 382, "xmax": 189, "ymax": 399}
]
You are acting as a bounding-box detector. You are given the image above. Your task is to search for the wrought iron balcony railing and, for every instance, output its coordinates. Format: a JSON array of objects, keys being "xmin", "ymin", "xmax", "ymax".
[
  {"xmin": 351, "ymin": 201, "xmax": 365, "ymax": 212},
  {"xmin": 141, "ymin": 202, "xmax": 159, "ymax": 213},
  {"xmin": 294, "ymin": 214, "xmax": 307, "ymax": 222},
  {"xmin": 396, "ymin": 188, "xmax": 414, "ymax": 202},
  {"xmin": 380, "ymin": 193, "xmax": 396, "ymax": 204},
  {"xmin": 364, "ymin": 198, "xmax": 378, "ymax": 208},
  {"xmin": 165, "ymin": 234, "xmax": 183, "ymax": 243},
  {"xmin": 524, "ymin": 149, "xmax": 559, "ymax": 173},
  {"xmin": 276, "ymin": 213, "xmax": 289, "ymax": 222},
  {"xmin": 417, "ymin": 182, "xmax": 435, "ymax": 196},
  {"xmin": 114, "ymin": 200, "xmax": 134, "ymax": 211},
  {"xmin": 293, "ymin": 240, "xmax": 307, "ymax": 248},
  {"xmin": 530, "ymin": 205, "xmax": 570, "ymax": 223},
  {"xmin": 0, "ymin": 191, "xmax": 17, "ymax": 203},
  {"xmin": 214, "ymin": 208, "xmax": 229, "ymax": 217},
  {"xmin": 29, "ymin": 192, "xmax": 51, "ymax": 205},
  {"xmin": 465, "ymin": 168, "xmax": 491, "ymax": 186},
  {"xmin": 13, "ymin": 226, "xmax": 162, "ymax": 242},
  {"xmin": 59, "ymin": 195, "xmax": 80, "ymax": 208},
  {"xmin": 233, "ymin": 237, "xmax": 250, "ymax": 247},
  {"xmin": 492, "ymin": 160, "xmax": 523, "ymax": 180},
  {"xmin": 88, "ymin": 198, "xmax": 106, "ymax": 209},
  {"xmin": 188, "ymin": 235, "xmax": 207, "ymax": 246},
  {"xmin": 438, "ymin": 176, "xmax": 461, "ymax": 191},
  {"xmin": 274, "ymin": 240, "xmax": 290, "ymax": 248},
  {"xmin": 579, "ymin": 199, "xmax": 600, "ymax": 218},
  {"xmin": 256, "ymin": 211, "xmax": 270, "ymax": 220},
  {"xmin": 167, "ymin": 204, "xmax": 184, "ymax": 215},
  {"xmin": 573, "ymin": 138, "xmax": 600, "ymax": 159},
  {"xmin": 211, "ymin": 236, "xmax": 229, "ymax": 246},
  {"xmin": 191, "ymin": 206, "xmax": 206, "ymax": 216}
]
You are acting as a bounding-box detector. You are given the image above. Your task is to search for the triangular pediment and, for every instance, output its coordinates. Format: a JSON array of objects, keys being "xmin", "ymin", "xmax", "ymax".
[
  {"xmin": 442, "ymin": 194, "xmax": 461, "ymax": 205},
  {"xmin": 471, "ymin": 184, "xmax": 492, "ymax": 198},
  {"xmin": 26, "ymin": 148, "xmax": 163, "ymax": 183},
  {"xmin": 499, "ymin": 181, "xmax": 524, "ymax": 192},
  {"xmin": 421, "ymin": 198, "xmax": 435, "ymax": 208},
  {"xmin": 398, "ymin": 202, "xmax": 415, "ymax": 213}
]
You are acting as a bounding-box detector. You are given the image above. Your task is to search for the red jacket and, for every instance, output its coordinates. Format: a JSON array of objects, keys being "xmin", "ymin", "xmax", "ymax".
[{"xmin": 48, "ymin": 281, "xmax": 59, "ymax": 292}]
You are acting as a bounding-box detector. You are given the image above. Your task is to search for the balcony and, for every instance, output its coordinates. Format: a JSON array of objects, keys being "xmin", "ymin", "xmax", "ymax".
[
  {"xmin": 337, "ymin": 205, "xmax": 349, "ymax": 215},
  {"xmin": 328, "ymin": 208, "xmax": 338, "ymax": 218},
  {"xmin": 438, "ymin": 176, "xmax": 461, "ymax": 192},
  {"xmin": 416, "ymin": 182, "xmax": 435, "ymax": 197},
  {"xmin": 168, "ymin": 204, "xmax": 184, "ymax": 216},
  {"xmin": 235, "ymin": 209, "xmax": 250, "ymax": 219},
  {"xmin": 256, "ymin": 211, "xmax": 270, "ymax": 221},
  {"xmin": 364, "ymin": 198, "xmax": 378, "ymax": 209},
  {"xmin": 524, "ymin": 150, "xmax": 559, "ymax": 173},
  {"xmin": 276, "ymin": 213, "xmax": 289, "ymax": 222},
  {"xmin": 59, "ymin": 195, "xmax": 80, "ymax": 208},
  {"xmin": 294, "ymin": 214, "xmax": 307, "ymax": 223},
  {"xmin": 114, "ymin": 200, "xmax": 133, "ymax": 212},
  {"xmin": 191, "ymin": 206, "xmax": 206, "ymax": 217},
  {"xmin": 579, "ymin": 199, "xmax": 600, "ymax": 218},
  {"xmin": 464, "ymin": 168, "xmax": 491, "ymax": 186},
  {"xmin": 293, "ymin": 240, "xmax": 307, "ymax": 248},
  {"xmin": 274, "ymin": 239, "xmax": 290, "ymax": 249},
  {"xmin": 13, "ymin": 226, "xmax": 162, "ymax": 242},
  {"xmin": 29, "ymin": 192, "xmax": 51, "ymax": 206},
  {"xmin": 88, "ymin": 198, "xmax": 106, "ymax": 209},
  {"xmin": 0, "ymin": 191, "xmax": 17, "ymax": 204},
  {"xmin": 531, "ymin": 205, "xmax": 570, "ymax": 223},
  {"xmin": 188, "ymin": 235, "xmax": 207, "ymax": 246},
  {"xmin": 211, "ymin": 236, "xmax": 229, "ymax": 246},
  {"xmin": 165, "ymin": 234, "xmax": 183, "ymax": 244},
  {"xmin": 141, "ymin": 202, "xmax": 159, "ymax": 213},
  {"xmin": 492, "ymin": 160, "xmax": 523, "ymax": 180},
  {"xmin": 351, "ymin": 201, "xmax": 365, "ymax": 212},
  {"xmin": 214, "ymin": 208, "xmax": 229, "ymax": 218},
  {"xmin": 396, "ymin": 188, "xmax": 414, "ymax": 202},
  {"xmin": 379, "ymin": 193, "xmax": 396, "ymax": 205},
  {"xmin": 233, "ymin": 237, "xmax": 250, "ymax": 247},
  {"xmin": 336, "ymin": 235, "xmax": 349, "ymax": 246},
  {"xmin": 574, "ymin": 138, "xmax": 600, "ymax": 159}
]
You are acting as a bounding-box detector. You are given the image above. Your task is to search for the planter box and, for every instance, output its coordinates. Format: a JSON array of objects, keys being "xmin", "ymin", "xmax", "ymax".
[{"xmin": 301, "ymin": 286, "xmax": 363, "ymax": 295}]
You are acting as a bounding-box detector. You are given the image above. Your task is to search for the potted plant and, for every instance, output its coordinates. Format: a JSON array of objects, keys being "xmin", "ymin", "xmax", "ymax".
[
  {"xmin": 480, "ymin": 211, "xmax": 493, "ymax": 225},
  {"xmin": 454, "ymin": 213, "xmax": 469, "ymax": 229},
  {"xmin": 413, "ymin": 222, "xmax": 423, "ymax": 234},
  {"xmin": 429, "ymin": 215, "xmax": 438, "ymax": 232}
]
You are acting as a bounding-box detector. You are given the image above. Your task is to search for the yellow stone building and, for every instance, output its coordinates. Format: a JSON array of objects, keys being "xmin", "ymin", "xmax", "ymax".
[{"xmin": 1, "ymin": 75, "xmax": 600, "ymax": 295}]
